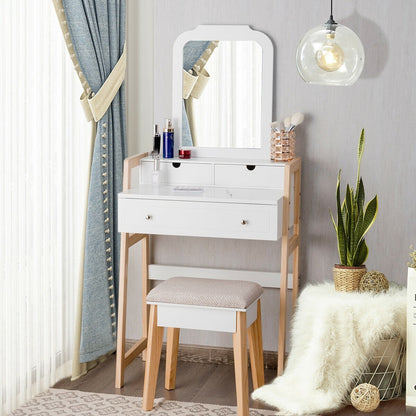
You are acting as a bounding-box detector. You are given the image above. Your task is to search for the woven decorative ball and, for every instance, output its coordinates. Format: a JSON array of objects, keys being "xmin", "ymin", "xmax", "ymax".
[
  {"xmin": 350, "ymin": 383, "xmax": 380, "ymax": 412},
  {"xmin": 359, "ymin": 271, "xmax": 389, "ymax": 293}
]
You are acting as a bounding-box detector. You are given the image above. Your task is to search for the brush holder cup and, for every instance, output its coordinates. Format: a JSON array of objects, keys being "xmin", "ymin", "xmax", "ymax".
[{"xmin": 271, "ymin": 130, "xmax": 295, "ymax": 162}]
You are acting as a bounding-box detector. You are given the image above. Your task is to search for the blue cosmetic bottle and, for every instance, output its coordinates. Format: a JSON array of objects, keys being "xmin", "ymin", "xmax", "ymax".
[{"xmin": 163, "ymin": 119, "xmax": 174, "ymax": 158}]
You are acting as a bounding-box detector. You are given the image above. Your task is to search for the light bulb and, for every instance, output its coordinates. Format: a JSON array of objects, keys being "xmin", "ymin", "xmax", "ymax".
[{"xmin": 315, "ymin": 33, "xmax": 344, "ymax": 72}]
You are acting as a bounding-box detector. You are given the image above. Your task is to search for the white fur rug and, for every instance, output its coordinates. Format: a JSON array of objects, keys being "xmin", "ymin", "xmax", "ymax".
[{"xmin": 252, "ymin": 282, "xmax": 406, "ymax": 415}]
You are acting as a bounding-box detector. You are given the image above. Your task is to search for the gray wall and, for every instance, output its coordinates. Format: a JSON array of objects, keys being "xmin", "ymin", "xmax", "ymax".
[{"xmin": 126, "ymin": 0, "xmax": 416, "ymax": 349}]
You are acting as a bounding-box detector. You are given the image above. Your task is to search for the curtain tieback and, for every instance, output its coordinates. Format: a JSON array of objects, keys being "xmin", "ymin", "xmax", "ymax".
[
  {"xmin": 182, "ymin": 68, "xmax": 210, "ymax": 100},
  {"xmin": 80, "ymin": 43, "xmax": 127, "ymax": 122}
]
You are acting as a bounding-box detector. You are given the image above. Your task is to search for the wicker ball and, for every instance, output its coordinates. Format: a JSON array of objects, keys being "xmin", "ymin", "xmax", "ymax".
[
  {"xmin": 359, "ymin": 271, "xmax": 389, "ymax": 293},
  {"xmin": 351, "ymin": 383, "xmax": 380, "ymax": 412}
]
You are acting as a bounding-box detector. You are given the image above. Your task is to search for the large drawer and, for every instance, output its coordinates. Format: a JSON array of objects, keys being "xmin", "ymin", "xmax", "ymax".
[
  {"xmin": 118, "ymin": 198, "xmax": 280, "ymax": 241},
  {"xmin": 214, "ymin": 164, "xmax": 285, "ymax": 188}
]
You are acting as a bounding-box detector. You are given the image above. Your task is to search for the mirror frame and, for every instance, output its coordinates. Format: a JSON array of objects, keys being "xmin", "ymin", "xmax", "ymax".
[{"xmin": 172, "ymin": 25, "xmax": 273, "ymax": 160}]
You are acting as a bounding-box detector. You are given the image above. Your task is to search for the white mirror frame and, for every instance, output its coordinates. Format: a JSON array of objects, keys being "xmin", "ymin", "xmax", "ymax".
[{"xmin": 172, "ymin": 25, "xmax": 273, "ymax": 160}]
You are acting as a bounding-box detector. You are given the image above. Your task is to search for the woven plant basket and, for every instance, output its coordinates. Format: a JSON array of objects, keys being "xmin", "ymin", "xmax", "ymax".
[{"xmin": 333, "ymin": 264, "xmax": 367, "ymax": 292}]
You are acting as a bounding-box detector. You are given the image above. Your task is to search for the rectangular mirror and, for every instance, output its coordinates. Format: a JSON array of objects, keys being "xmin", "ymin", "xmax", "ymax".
[{"xmin": 172, "ymin": 25, "xmax": 273, "ymax": 160}]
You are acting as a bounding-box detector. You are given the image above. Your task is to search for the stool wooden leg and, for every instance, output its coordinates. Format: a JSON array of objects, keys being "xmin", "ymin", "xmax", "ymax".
[
  {"xmin": 248, "ymin": 300, "xmax": 264, "ymax": 390},
  {"xmin": 165, "ymin": 327, "xmax": 180, "ymax": 390},
  {"xmin": 143, "ymin": 305, "xmax": 164, "ymax": 411},
  {"xmin": 233, "ymin": 311, "xmax": 249, "ymax": 416}
]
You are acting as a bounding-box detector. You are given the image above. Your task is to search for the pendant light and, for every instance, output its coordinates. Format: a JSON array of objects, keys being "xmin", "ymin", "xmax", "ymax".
[{"xmin": 296, "ymin": 0, "xmax": 364, "ymax": 86}]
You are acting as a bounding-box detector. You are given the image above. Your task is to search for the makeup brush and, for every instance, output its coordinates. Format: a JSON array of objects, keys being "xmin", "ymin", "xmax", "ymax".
[
  {"xmin": 288, "ymin": 112, "xmax": 304, "ymax": 132},
  {"xmin": 283, "ymin": 117, "xmax": 291, "ymax": 131},
  {"xmin": 271, "ymin": 120, "xmax": 280, "ymax": 132}
]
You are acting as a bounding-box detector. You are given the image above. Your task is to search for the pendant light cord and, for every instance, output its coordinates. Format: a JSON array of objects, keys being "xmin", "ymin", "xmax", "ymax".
[{"xmin": 327, "ymin": 0, "xmax": 337, "ymax": 26}]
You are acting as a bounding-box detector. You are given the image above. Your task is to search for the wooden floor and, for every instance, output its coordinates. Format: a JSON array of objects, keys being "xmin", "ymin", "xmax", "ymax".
[{"xmin": 54, "ymin": 353, "xmax": 414, "ymax": 415}]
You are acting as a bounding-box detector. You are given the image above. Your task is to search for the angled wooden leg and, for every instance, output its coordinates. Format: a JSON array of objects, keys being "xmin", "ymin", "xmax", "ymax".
[
  {"xmin": 233, "ymin": 311, "xmax": 249, "ymax": 416},
  {"xmin": 278, "ymin": 161, "xmax": 292, "ymax": 377},
  {"xmin": 115, "ymin": 232, "xmax": 129, "ymax": 388},
  {"xmin": 292, "ymin": 164, "xmax": 301, "ymax": 310},
  {"xmin": 143, "ymin": 305, "xmax": 164, "ymax": 411},
  {"xmin": 278, "ymin": 158, "xmax": 301, "ymax": 375},
  {"xmin": 165, "ymin": 327, "xmax": 180, "ymax": 390},
  {"xmin": 141, "ymin": 235, "xmax": 149, "ymax": 361},
  {"xmin": 278, "ymin": 263, "xmax": 288, "ymax": 377},
  {"xmin": 248, "ymin": 300, "xmax": 264, "ymax": 390},
  {"xmin": 292, "ymin": 244, "xmax": 300, "ymax": 309}
]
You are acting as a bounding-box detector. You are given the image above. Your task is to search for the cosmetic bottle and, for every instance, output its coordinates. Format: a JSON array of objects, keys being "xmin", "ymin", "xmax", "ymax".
[
  {"xmin": 163, "ymin": 119, "xmax": 174, "ymax": 158},
  {"xmin": 152, "ymin": 124, "xmax": 161, "ymax": 185},
  {"xmin": 152, "ymin": 155, "xmax": 160, "ymax": 185}
]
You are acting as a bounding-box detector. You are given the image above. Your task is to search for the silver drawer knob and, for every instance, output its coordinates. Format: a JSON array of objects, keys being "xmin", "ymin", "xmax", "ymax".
[
  {"xmin": 145, "ymin": 215, "xmax": 152, "ymax": 220},
  {"xmin": 241, "ymin": 219, "xmax": 248, "ymax": 225}
]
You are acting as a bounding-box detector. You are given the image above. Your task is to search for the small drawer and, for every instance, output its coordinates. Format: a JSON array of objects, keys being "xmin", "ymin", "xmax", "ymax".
[
  {"xmin": 140, "ymin": 160, "xmax": 212, "ymax": 185},
  {"xmin": 214, "ymin": 164, "xmax": 284, "ymax": 189},
  {"xmin": 118, "ymin": 198, "xmax": 280, "ymax": 241}
]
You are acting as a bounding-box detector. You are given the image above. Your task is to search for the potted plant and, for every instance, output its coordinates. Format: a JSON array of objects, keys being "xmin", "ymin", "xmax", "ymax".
[{"xmin": 330, "ymin": 129, "xmax": 378, "ymax": 291}]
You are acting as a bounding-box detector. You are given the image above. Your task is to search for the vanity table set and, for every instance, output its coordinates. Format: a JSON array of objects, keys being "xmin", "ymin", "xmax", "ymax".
[{"xmin": 115, "ymin": 25, "xmax": 301, "ymax": 413}]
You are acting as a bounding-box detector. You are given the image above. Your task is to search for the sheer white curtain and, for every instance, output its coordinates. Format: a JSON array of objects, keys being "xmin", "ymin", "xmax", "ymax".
[{"xmin": 0, "ymin": 1, "xmax": 89, "ymax": 414}]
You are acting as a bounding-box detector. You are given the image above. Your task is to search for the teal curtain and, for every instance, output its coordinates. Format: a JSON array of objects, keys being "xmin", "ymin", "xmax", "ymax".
[{"xmin": 63, "ymin": 0, "xmax": 126, "ymax": 362}]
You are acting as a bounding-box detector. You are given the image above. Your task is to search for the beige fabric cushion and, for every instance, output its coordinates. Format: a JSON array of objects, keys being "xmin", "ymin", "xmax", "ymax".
[{"xmin": 147, "ymin": 277, "xmax": 263, "ymax": 309}]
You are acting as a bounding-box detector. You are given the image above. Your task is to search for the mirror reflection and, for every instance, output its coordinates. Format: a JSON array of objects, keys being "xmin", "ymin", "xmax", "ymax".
[{"xmin": 182, "ymin": 40, "xmax": 262, "ymax": 149}]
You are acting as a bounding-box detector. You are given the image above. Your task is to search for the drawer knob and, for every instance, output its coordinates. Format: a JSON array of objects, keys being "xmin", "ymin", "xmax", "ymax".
[
  {"xmin": 241, "ymin": 219, "xmax": 248, "ymax": 225},
  {"xmin": 145, "ymin": 215, "xmax": 152, "ymax": 220}
]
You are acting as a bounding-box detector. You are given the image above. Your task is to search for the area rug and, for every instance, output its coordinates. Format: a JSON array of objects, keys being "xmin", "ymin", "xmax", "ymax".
[
  {"xmin": 9, "ymin": 388, "xmax": 276, "ymax": 415},
  {"xmin": 252, "ymin": 282, "xmax": 406, "ymax": 416}
]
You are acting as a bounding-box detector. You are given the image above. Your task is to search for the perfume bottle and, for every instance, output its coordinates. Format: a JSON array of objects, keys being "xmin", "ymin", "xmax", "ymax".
[
  {"xmin": 163, "ymin": 119, "xmax": 174, "ymax": 158},
  {"xmin": 152, "ymin": 124, "xmax": 161, "ymax": 185}
]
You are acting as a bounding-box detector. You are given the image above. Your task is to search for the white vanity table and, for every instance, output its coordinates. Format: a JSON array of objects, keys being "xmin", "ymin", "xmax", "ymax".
[
  {"xmin": 115, "ymin": 25, "xmax": 301, "ymax": 388},
  {"xmin": 119, "ymin": 157, "xmax": 284, "ymax": 241}
]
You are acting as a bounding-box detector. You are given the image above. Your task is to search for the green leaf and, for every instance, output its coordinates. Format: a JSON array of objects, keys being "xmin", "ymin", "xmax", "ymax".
[
  {"xmin": 330, "ymin": 209, "xmax": 337, "ymax": 232},
  {"xmin": 356, "ymin": 177, "xmax": 365, "ymax": 212},
  {"xmin": 345, "ymin": 184, "xmax": 352, "ymax": 216},
  {"xmin": 353, "ymin": 238, "xmax": 369, "ymax": 266},
  {"xmin": 336, "ymin": 170, "xmax": 347, "ymax": 265},
  {"xmin": 356, "ymin": 129, "xmax": 365, "ymax": 191},
  {"xmin": 341, "ymin": 199, "xmax": 348, "ymax": 233},
  {"xmin": 359, "ymin": 195, "xmax": 378, "ymax": 241},
  {"xmin": 348, "ymin": 185, "xmax": 357, "ymax": 255},
  {"xmin": 353, "ymin": 209, "xmax": 364, "ymax": 253}
]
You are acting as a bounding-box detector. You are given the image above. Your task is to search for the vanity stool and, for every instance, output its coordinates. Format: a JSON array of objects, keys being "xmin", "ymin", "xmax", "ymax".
[{"xmin": 142, "ymin": 276, "xmax": 265, "ymax": 416}]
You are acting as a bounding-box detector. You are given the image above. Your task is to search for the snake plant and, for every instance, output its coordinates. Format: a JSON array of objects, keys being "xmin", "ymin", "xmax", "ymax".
[{"xmin": 330, "ymin": 129, "xmax": 378, "ymax": 266}]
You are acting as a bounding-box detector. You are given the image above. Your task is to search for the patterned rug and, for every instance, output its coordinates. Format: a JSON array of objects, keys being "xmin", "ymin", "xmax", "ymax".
[{"xmin": 9, "ymin": 389, "xmax": 276, "ymax": 415}]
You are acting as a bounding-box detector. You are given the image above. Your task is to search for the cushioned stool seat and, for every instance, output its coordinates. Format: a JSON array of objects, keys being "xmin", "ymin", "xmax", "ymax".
[
  {"xmin": 143, "ymin": 277, "xmax": 265, "ymax": 416},
  {"xmin": 147, "ymin": 276, "xmax": 263, "ymax": 309}
]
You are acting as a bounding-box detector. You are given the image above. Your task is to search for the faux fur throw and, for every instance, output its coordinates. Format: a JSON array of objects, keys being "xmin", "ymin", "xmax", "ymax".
[{"xmin": 252, "ymin": 282, "xmax": 406, "ymax": 415}]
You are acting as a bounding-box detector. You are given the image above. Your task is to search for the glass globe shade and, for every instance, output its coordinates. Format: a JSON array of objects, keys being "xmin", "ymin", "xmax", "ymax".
[{"xmin": 296, "ymin": 23, "xmax": 365, "ymax": 86}]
